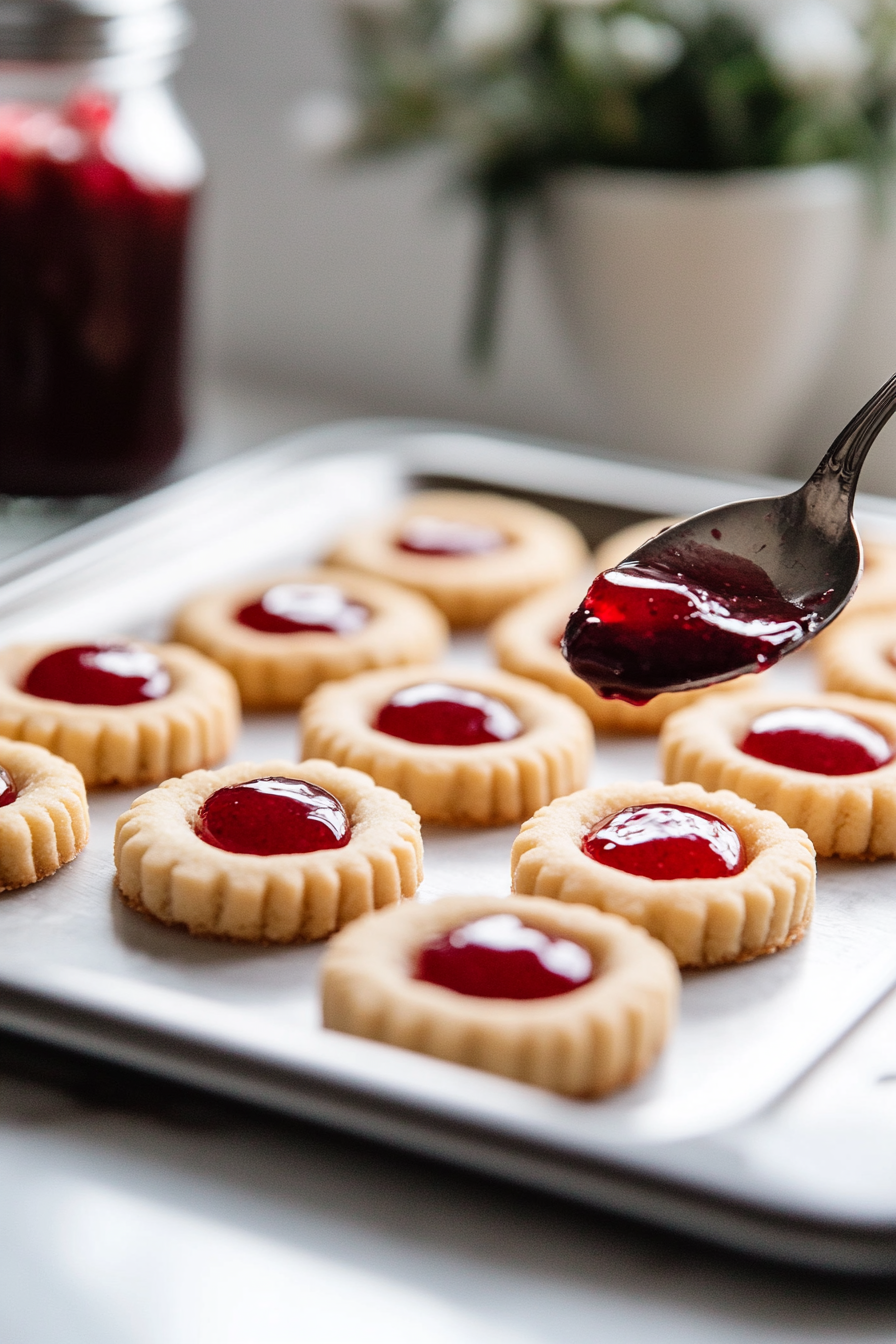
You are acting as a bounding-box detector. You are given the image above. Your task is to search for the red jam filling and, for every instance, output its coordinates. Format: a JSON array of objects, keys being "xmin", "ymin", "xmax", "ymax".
[
  {"xmin": 23, "ymin": 644, "xmax": 171, "ymax": 706},
  {"xmin": 741, "ymin": 706, "xmax": 893, "ymax": 776},
  {"xmin": 563, "ymin": 544, "xmax": 816, "ymax": 704},
  {"xmin": 374, "ymin": 682, "xmax": 523, "ymax": 746},
  {"xmin": 236, "ymin": 584, "xmax": 369, "ymax": 636},
  {"xmin": 0, "ymin": 91, "xmax": 195, "ymax": 494},
  {"xmin": 195, "ymin": 776, "xmax": 351, "ymax": 856},
  {"xmin": 416, "ymin": 913, "xmax": 592, "ymax": 999},
  {"xmin": 0, "ymin": 767, "xmax": 17, "ymax": 809},
  {"xmin": 397, "ymin": 515, "xmax": 505, "ymax": 556},
  {"xmin": 584, "ymin": 803, "xmax": 746, "ymax": 880}
]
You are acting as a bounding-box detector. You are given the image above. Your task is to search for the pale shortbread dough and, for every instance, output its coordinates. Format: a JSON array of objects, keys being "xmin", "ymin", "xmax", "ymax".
[
  {"xmin": 328, "ymin": 491, "xmax": 588, "ymax": 627},
  {"xmin": 114, "ymin": 758, "xmax": 423, "ymax": 942},
  {"xmin": 172, "ymin": 566, "xmax": 448, "ymax": 709},
  {"xmin": 511, "ymin": 781, "xmax": 815, "ymax": 968},
  {"xmin": 661, "ymin": 690, "xmax": 896, "ymax": 860},
  {"xmin": 812, "ymin": 541, "xmax": 896, "ymax": 643},
  {"xmin": 0, "ymin": 738, "xmax": 88, "ymax": 890},
  {"xmin": 321, "ymin": 893, "xmax": 679, "ymax": 1098},
  {"xmin": 817, "ymin": 610, "xmax": 896, "ymax": 711},
  {"xmin": 0, "ymin": 640, "xmax": 240, "ymax": 787},
  {"xmin": 301, "ymin": 664, "xmax": 593, "ymax": 826}
]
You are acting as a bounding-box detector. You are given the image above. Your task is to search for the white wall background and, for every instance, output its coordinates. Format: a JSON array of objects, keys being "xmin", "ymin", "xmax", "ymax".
[{"xmin": 175, "ymin": 0, "xmax": 896, "ymax": 495}]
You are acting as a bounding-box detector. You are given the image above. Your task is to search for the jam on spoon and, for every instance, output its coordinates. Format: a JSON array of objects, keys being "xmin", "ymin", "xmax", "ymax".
[
  {"xmin": 583, "ymin": 803, "xmax": 746, "ymax": 880},
  {"xmin": 23, "ymin": 644, "xmax": 171, "ymax": 706},
  {"xmin": 195, "ymin": 776, "xmax": 351, "ymax": 856},
  {"xmin": 0, "ymin": 767, "xmax": 17, "ymax": 808},
  {"xmin": 397, "ymin": 516, "xmax": 505, "ymax": 556},
  {"xmin": 236, "ymin": 584, "xmax": 369, "ymax": 636},
  {"xmin": 562, "ymin": 369, "xmax": 896, "ymax": 702},
  {"xmin": 564, "ymin": 544, "xmax": 814, "ymax": 705},
  {"xmin": 416, "ymin": 912, "xmax": 592, "ymax": 999},
  {"xmin": 741, "ymin": 706, "xmax": 893, "ymax": 776},
  {"xmin": 374, "ymin": 682, "xmax": 523, "ymax": 746}
]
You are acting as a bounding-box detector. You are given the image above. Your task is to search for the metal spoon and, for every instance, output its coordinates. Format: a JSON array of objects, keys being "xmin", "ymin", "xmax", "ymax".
[{"xmin": 568, "ymin": 367, "xmax": 896, "ymax": 697}]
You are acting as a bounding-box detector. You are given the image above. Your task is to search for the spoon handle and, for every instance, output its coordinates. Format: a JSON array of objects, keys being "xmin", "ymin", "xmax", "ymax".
[{"xmin": 806, "ymin": 368, "xmax": 896, "ymax": 524}]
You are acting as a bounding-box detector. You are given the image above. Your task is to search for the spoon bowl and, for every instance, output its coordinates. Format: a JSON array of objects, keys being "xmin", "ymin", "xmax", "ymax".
[{"xmin": 564, "ymin": 369, "xmax": 896, "ymax": 700}]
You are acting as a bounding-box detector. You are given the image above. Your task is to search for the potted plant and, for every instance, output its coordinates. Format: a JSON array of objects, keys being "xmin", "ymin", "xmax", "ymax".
[{"xmin": 299, "ymin": 0, "xmax": 896, "ymax": 471}]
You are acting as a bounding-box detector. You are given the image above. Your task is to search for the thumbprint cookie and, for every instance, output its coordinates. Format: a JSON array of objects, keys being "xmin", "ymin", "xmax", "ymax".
[
  {"xmin": 511, "ymin": 781, "xmax": 815, "ymax": 968},
  {"xmin": 172, "ymin": 566, "xmax": 448, "ymax": 709},
  {"xmin": 114, "ymin": 758, "xmax": 423, "ymax": 942},
  {"xmin": 0, "ymin": 738, "xmax": 88, "ymax": 889},
  {"xmin": 321, "ymin": 894, "xmax": 679, "ymax": 1097},
  {"xmin": 817, "ymin": 610, "xmax": 896, "ymax": 710},
  {"xmin": 301, "ymin": 664, "xmax": 593, "ymax": 826},
  {"xmin": 661, "ymin": 690, "xmax": 896, "ymax": 859},
  {"xmin": 813, "ymin": 540, "xmax": 896, "ymax": 642},
  {"xmin": 0, "ymin": 640, "xmax": 239, "ymax": 787},
  {"xmin": 328, "ymin": 490, "xmax": 588, "ymax": 626}
]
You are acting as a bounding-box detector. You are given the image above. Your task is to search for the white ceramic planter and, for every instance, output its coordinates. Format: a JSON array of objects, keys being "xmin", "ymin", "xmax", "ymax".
[
  {"xmin": 783, "ymin": 178, "xmax": 896, "ymax": 496},
  {"xmin": 543, "ymin": 164, "xmax": 864, "ymax": 474}
]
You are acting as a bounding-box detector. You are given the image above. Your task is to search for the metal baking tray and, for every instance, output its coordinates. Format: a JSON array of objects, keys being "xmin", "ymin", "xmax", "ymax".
[{"xmin": 2, "ymin": 419, "xmax": 896, "ymax": 1273}]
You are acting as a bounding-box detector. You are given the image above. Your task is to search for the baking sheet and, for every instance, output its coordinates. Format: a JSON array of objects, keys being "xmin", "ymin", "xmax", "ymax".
[{"xmin": 2, "ymin": 422, "xmax": 896, "ymax": 1262}]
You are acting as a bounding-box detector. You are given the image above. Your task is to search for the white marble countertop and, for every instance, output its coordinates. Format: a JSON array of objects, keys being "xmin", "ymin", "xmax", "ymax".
[{"xmin": 1, "ymin": 382, "xmax": 895, "ymax": 1338}]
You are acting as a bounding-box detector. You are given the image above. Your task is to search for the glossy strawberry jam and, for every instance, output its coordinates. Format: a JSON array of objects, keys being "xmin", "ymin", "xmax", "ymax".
[
  {"xmin": 584, "ymin": 804, "xmax": 746, "ymax": 880},
  {"xmin": 236, "ymin": 584, "xmax": 369, "ymax": 636},
  {"xmin": 741, "ymin": 706, "xmax": 893, "ymax": 776},
  {"xmin": 195, "ymin": 776, "xmax": 351, "ymax": 856},
  {"xmin": 374, "ymin": 682, "xmax": 523, "ymax": 746},
  {"xmin": 416, "ymin": 912, "xmax": 592, "ymax": 999},
  {"xmin": 0, "ymin": 767, "xmax": 17, "ymax": 808},
  {"xmin": 397, "ymin": 515, "xmax": 505, "ymax": 556},
  {"xmin": 23, "ymin": 644, "xmax": 171, "ymax": 705},
  {"xmin": 563, "ymin": 545, "xmax": 816, "ymax": 703}
]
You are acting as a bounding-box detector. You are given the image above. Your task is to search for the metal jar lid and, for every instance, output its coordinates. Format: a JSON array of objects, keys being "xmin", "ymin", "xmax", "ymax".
[{"xmin": 0, "ymin": 0, "xmax": 193, "ymax": 63}]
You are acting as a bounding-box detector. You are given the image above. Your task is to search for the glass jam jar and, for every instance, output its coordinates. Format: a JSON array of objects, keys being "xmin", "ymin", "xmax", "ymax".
[{"xmin": 0, "ymin": 0, "xmax": 202, "ymax": 494}]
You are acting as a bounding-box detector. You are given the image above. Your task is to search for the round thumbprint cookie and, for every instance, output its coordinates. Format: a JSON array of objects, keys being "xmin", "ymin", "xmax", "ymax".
[
  {"xmin": 321, "ymin": 894, "xmax": 679, "ymax": 1097},
  {"xmin": 510, "ymin": 781, "xmax": 815, "ymax": 967},
  {"xmin": 0, "ymin": 738, "xmax": 88, "ymax": 889},
  {"xmin": 816, "ymin": 610, "xmax": 896, "ymax": 711},
  {"xmin": 114, "ymin": 758, "xmax": 423, "ymax": 942},
  {"xmin": 172, "ymin": 566, "xmax": 448, "ymax": 709},
  {"xmin": 661, "ymin": 690, "xmax": 896, "ymax": 859},
  {"xmin": 327, "ymin": 490, "xmax": 589, "ymax": 627},
  {"xmin": 300, "ymin": 664, "xmax": 593, "ymax": 826},
  {"xmin": 0, "ymin": 639, "xmax": 240, "ymax": 787}
]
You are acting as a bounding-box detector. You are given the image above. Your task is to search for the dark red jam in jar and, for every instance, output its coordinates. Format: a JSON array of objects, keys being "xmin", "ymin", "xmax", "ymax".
[
  {"xmin": 374, "ymin": 682, "xmax": 523, "ymax": 746},
  {"xmin": 236, "ymin": 584, "xmax": 369, "ymax": 636},
  {"xmin": 741, "ymin": 707, "xmax": 893, "ymax": 776},
  {"xmin": 195, "ymin": 777, "xmax": 351, "ymax": 856},
  {"xmin": 0, "ymin": 767, "xmax": 17, "ymax": 808},
  {"xmin": 584, "ymin": 804, "xmax": 746, "ymax": 880},
  {"xmin": 563, "ymin": 545, "xmax": 816, "ymax": 704},
  {"xmin": 23, "ymin": 643, "xmax": 171, "ymax": 705},
  {"xmin": 416, "ymin": 913, "xmax": 592, "ymax": 999},
  {"xmin": 0, "ymin": 87, "xmax": 200, "ymax": 494},
  {"xmin": 397, "ymin": 516, "xmax": 505, "ymax": 556}
]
